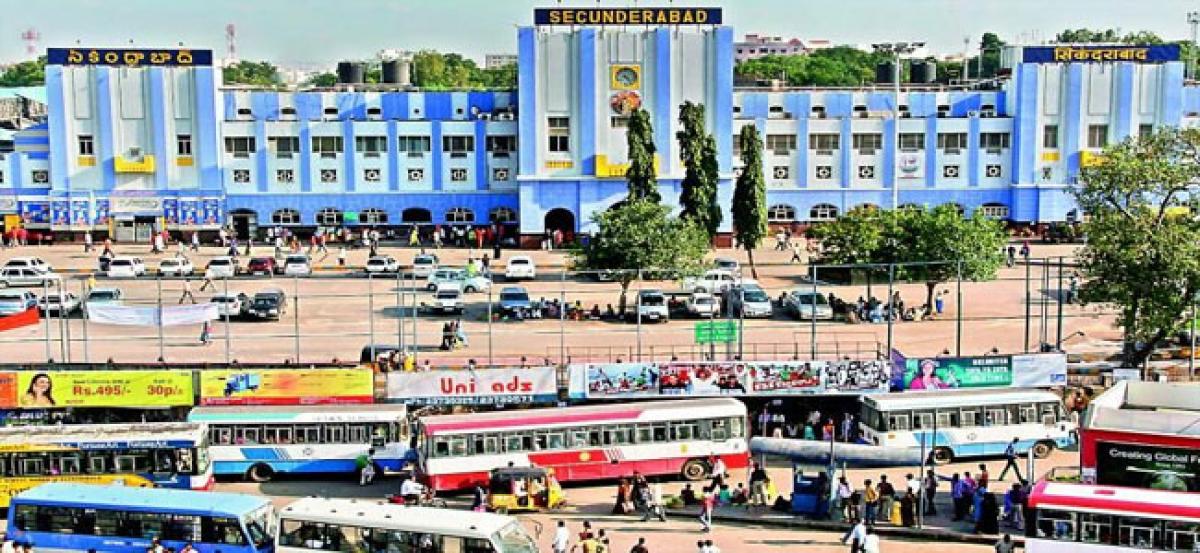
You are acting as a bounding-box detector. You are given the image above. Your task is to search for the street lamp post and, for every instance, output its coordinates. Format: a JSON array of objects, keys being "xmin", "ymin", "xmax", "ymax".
[
  {"xmin": 1189, "ymin": 12, "xmax": 1200, "ymax": 79},
  {"xmin": 872, "ymin": 41, "xmax": 924, "ymax": 210}
]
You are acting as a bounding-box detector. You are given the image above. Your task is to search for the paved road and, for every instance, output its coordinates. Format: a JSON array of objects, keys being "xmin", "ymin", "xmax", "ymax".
[{"xmin": 0, "ymin": 242, "xmax": 1113, "ymax": 365}]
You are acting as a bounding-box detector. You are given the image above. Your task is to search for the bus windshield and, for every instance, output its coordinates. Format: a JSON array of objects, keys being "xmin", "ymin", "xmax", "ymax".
[
  {"xmin": 494, "ymin": 522, "xmax": 538, "ymax": 553},
  {"xmin": 244, "ymin": 505, "xmax": 275, "ymax": 548}
]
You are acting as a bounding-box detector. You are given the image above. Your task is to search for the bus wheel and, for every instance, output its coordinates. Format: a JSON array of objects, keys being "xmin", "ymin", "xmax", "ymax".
[
  {"xmin": 247, "ymin": 463, "xmax": 275, "ymax": 483},
  {"xmin": 930, "ymin": 447, "xmax": 954, "ymax": 465},
  {"xmin": 1032, "ymin": 441, "xmax": 1054, "ymax": 459},
  {"xmin": 681, "ymin": 459, "xmax": 709, "ymax": 481}
]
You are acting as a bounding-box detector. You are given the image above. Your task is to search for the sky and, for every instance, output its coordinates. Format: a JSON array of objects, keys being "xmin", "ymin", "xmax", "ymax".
[{"xmin": 1, "ymin": 0, "xmax": 1198, "ymax": 67}]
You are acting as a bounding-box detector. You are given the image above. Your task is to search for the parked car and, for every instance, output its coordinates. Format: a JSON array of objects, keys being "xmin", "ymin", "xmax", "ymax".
[
  {"xmin": 625, "ymin": 290, "xmax": 670, "ymax": 323},
  {"xmin": 211, "ymin": 292, "xmax": 250, "ymax": 318},
  {"xmin": 205, "ymin": 257, "xmax": 239, "ymax": 279},
  {"xmin": 158, "ymin": 257, "xmax": 194, "ymax": 277},
  {"xmin": 685, "ymin": 292, "xmax": 721, "ymax": 318},
  {"xmin": 785, "ymin": 290, "xmax": 834, "ymax": 320},
  {"xmin": 365, "ymin": 255, "xmax": 400, "ymax": 274},
  {"xmin": 730, "ymin": 283, "xmax": 773, "ymax": 318},
  {"xmin": 246, "ymin": 257, "xmax": 278, "ymax": 276},
  {"xmin": 0, "ymin": 290, "xmax": 38, "ymax": 316},
  {"xmin": 504, "ymin": 256, "xmax": 537, "ymax": 281},
  {"xmin": 682, "ymin": 269, "xmax": 738, "ymax": 294},
  {"xmin": 83, "ymin": 287, "xmax": 123, "ymax": 318},
  {"xmin": 2, "ymin": 257, "xmax": 52, "ymax": 274},
  {"xmin": 431, "ymin": 283, "xmax": 464, "ymax": 315},
  {"xmin": 0, "ymin": 267, "xmax": 61, "ymax": 288},
  {"xmin": 283, "ymin": 254, "xmax": 312, "ymax": 276},
  {"xmin": 247, "ymin": 288, "xmax": 288, "ymax": 320},
  {"xmin": 37, "ymin": 292, "xmax": 80, "ymax": 316},
  {"xmin": 426, "ymin": 268, "xmax": 491, "ymax": 293},
  {"xmin": 713, "ymin": 257, "xmax": 740, "ymax": 273},
  {"xmin": 106, "ymin": 256, "xmax": 146, "ymax": 278},
  {"xmin": 412, "ymin": 254, "xmax": 439, "ymax": 277},
  {"xmin": 498, "ymin": 286, "xmax": 532, "ymax": 315}
]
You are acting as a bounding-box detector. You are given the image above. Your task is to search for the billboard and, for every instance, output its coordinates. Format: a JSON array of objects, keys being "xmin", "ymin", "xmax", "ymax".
[
  {"xmin": 199, "ymin": 369, "xmax": 374, "ymax": 406},
  {"xmin": 387, "ymin": 367, "xmax": 557, "ymax": 406},
  {"xmin": 534, "ymin": 7, "xmax": 721, "ymax": 26},
  {"xmin": 47, "ymin": 48, "xmax": 214, "ymax": 67},
  {"xmin": 569, "ymin": 360, "xmax": 891, "ymax": 399},
  {"xmin": 13, "ymin": 371, "xmax": 193, "ymax": 409},
  {"xmin": 891, "ymin": 353, "xmax": 1066, "ymax": 392},
  {"xmin": 1022, "ymin": 44, "xmax": 1180, "ymax": 64},
  {"xmin": 1096, "ymin": 441, "xmax": 1200, "ymax": 492}
]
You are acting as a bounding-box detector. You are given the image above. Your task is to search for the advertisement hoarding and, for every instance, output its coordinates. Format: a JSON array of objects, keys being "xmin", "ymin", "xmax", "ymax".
[
  {"xmin": 387, "ymin": 367, "xmax": 557, "ymax": 406},
  {"xmin": 199, "ymin": 369, "xmax": 374, "ymax": 406},
  {"xmin": 570, "ymin": 360, "xmax": 891, "ymax": 399},
  {"xmin": 1095, "ymin": 441, "xmax": 1200, "ymax": 492},
  {"xmin": 13, "ymin": 371, "xmax": 193, "ymax": 408}
]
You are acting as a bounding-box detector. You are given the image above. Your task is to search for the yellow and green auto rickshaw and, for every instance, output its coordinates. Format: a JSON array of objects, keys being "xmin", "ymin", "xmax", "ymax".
[{"xmin": 486, "ymin": 466, "xmax": 566, "ymax": 513}]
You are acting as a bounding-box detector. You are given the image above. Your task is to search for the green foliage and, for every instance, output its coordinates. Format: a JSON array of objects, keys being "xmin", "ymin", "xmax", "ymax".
[
  {"xmin": 676, "ymin": 101, "xmax": 721, "ymax": 238},
  {"xmin": 410, "ymin": 51, "xmax": 515, "ymax": 90},
  {"xmin": 736, "ymin": 46, "xmax": 884, "ymax": 86},
  {"xmin": 222, "ymin": 60, "xmax": 281, "ymax": 87},
  {"xmin": 1074, "ymin": 127, "xmax": 1200, "ymax": 367},
  {"xmin": 306, "ymin": 72, "xmax": 338, "ymax": 87},
  {"xmin": 625, "ymin": 109, "xmax": 660, "ymax": 203},
  {"xmin": 812, "ymin": 205, "xmax": 1006, "ymax": 307},
  {"xmin": 1054, "ymin": 29, "xmax": 1163, "ymax": 44},
  {"xmin": 0, "ymin": 57, "xmax": 46, "ymax": 87},
  {"xmin": 732, "ymin": 124, "xmax": 768, "ymax": 278}
]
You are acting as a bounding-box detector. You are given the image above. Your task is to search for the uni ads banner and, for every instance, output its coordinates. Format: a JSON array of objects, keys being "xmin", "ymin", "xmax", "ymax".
[{"xmin": 386, "ymin": 367, "xmax": 557, "ymax": 406}]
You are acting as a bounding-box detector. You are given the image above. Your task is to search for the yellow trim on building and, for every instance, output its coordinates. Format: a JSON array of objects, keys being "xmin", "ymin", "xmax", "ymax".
[
  {"xmin": 77, "ymin": 155, "xmax": 96, "ymax": 167},
  {"xmin": 1080, "ymin": 151, "xmax": 1106, "ymax": 168},
  {"xmin": 1040, "ymin": 151, "xmax": 1060, "ymax": 162},
  {"xmin": 114, "ymin": 155, "xmax": 156, "ymax": 173},
  {"xmin": 595, "ymin": 154, "xmax": 660, "ymax": 178},
  {"xmin": 176, "ymin": 156, "xmax": 194, "ymax": 167},
  {"xmin": 544, "ymin": 159, "xmax": 574, "ymax": 169}
]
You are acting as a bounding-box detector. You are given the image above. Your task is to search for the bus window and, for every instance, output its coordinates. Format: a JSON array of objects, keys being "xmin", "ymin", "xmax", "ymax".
[
  {"xmin": 201, "ymin": 516, "xmax": 248, "ymax": 546},
  {"xmin": 93, "ymin": 508, "xmax": 121, "ymax": 536},
  {"xmin": 887, "ymin": 414, "xmax": 910, "ymax": 432},
  {"xmin": 348, "ymin": 425, "xmax": 370, "ymax": 444},
  {"xmin": 263, "ymin": 426, "xmax": 293, "ymax": 445},
  {"xmin": 297, "ymin": 425, "xmax": 321, "ymax": 444},
  {"xmin": 450, "ymin": 436, "xmax": 469, "ymax": 456},
  {"xmin": 465, "ymin": 537, "xmax": 495, "ymax": 553},
  {"xmin": 653, "ymin": 424, "xmax": 669, "ymax": 442},
  {"xmin": 22, "ymin": 457, "xmax": 45, "ymax": 475},
  {"xmin": 606, "ymin": 426, "xmax": 631, "ymax": 445},
  {"xmin": 913, "ymin": 412, "xmax": 934, "ymax": 430},
  {"xmin": 588, "ymin": 430, "xmax": 603, "ymax": 446},
  {"xmin": 571, "ymin": 430, "xmax": 589, "ymax": 448},
  {"xmin": 504, "ymin": 435, "xmax": 526, "ymax": 452},
  {"xmin": 1019, "ymin": 404, "xmax": 1039, "ymax": 424},
  {"xmin": 708, "ymin": 420, "xmax": 728, "ymax": 441},
  {"xmin": 1165, "ymin": 521, "xmax": 1200, "ymax": 551},
  {"xmin": 372, "ymin": 423, "xmax": 390, "ymax": 446},
  {"xmin": 1036, "ymin": 509, "xmax": 1077, "ymax": 541},
  {"xmin": 1080, "ymin": 513, "xmax": 1113, "ymax": 544},
  {"xmin": 960, "ymin": 408, "xmax": 980, "ymax": 427},
  {"xmin": 324, "ymin": 425, "xmax": 346, "ymax": 444},
  {"xmin": 1118, "ymin": 516, "xmax": 1160, "ymax": 549},
  {"xmin": 58, "ymin": 455, "xmax": 81, "ymax": 474},
  {"xmin": 635, "ymin": 425, "xmax": 653, "ymax": 444},
  {"xmin": 236, "ymin": 426, "xmax": 260, "ymax": 445},
  {"xmin": 672, "ymin": 421, "xmax": 698, "ymax": 441},
  {"xmin": 984, "ymin": 408, "xmax": 1009, "ymax": 426},
  {"xmin": 543, "ymin": 432, "xmax": 564, "ymax": 450},
  {"xmin": 935, "ymin": 411, "xmax": 956, "ymax": 428},
  {"xmin": 88, "ymin": 454, "xmax": 107, "ymax": 474},
  {"xmin": 433, "ymin": 438, "xmax": 450, "ymax": 458},
  {"xmin": 213, "ymin": 426, "xmax": 233, "ymax": 445},
  {"xmin": 484, "ymin": 436, "xmax": 499, "ymax": 454},
  {"xmin": 1040, "ymin": 403, "xmax": 1060, "ymax": 425},
  {"xmin": 730, "ymin": 417, "xmax": 745, "ymax": 438}
]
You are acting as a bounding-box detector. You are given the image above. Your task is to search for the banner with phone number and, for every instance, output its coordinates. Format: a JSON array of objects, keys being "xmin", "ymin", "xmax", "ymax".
[{"xmin": 9, "ymin": 371, "xmax": 193, "ymax": 409}]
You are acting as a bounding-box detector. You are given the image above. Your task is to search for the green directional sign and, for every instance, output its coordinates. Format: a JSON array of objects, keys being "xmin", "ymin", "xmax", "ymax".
[
  {"xmin": 343, "ymin": 211, "xmax": 359, "ymax": 223},
  {"xmin": 695, "ymin": 320, "xmax": 738, "ymax": 344}
]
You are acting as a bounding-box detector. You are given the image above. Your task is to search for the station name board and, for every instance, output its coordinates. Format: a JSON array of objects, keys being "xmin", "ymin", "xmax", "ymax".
[
  {"xmin": 534, "ymin": 7, "xmax": 721, "ymax": 26},
  {"xmin": 1023, "ymin": 44, "xmax": 1180, "ymax": 64},
  {"xmin": 47, "ymin": 48, "xmax": 213, "ymax": 67}
]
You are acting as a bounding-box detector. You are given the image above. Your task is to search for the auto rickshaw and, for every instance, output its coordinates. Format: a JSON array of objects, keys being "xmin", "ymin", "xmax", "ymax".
[{"xmin": 486, "ymin": 466, "xmax": 566, "ymax": 513}]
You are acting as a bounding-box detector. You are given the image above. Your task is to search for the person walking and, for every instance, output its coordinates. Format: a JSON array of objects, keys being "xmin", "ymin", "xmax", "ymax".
[
  {"xmin": 923, "ymin": 468, "xmax": 939, "ymax": 516},
  {"xmin": 629, "ymin": 537, "xmax": 649, "ymax": 553},
  {"xmin": 998, "ymin": 438, "xmax": 1023, "ymax": 482},
  {"xmin": 994, "ymin": 534, "xmax": 1015, "ymax": 553},
  {"xmin": 552, "ymin": 521, "xmax": 570, "ymax": 553},
  {"xmin": 863, "ymin": 479, "xmax": 879, "ymax": 524},
  {"xmin": 83, "ymin": 232, "xmax": 93, "ymax": 253},
  {"xmin": 199, "ymin": 320, "xmax": 211, "ymax": 345},
  {"xmin": 336, "ymin": 246, "xmax": 347, "ymax": 268},
  {"xmin": 190, "ymin": 231, "xmax": 200, "ymax": 252},
  {"xmin": 178, "ymin": 278, "xmax": 196, "ymax": 304},
  {"xmin": 877, "ymin": 475, "xmax": 895, "ymax": 525},
  {"xmin": 862, "ymin": 527, "xmax": 881, "ymax": 553},
  {"xmin": 841, "ymin": 518, "xmax": 867, "ymax": 553},
  {"xmin": 698, "ymin": 489, "xmax": 714, "ymax": 532}
]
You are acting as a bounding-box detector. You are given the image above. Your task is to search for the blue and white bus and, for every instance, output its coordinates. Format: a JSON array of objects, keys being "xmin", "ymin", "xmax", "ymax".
[
  {"xmin": 6, "ymin": 482, "xmax": 275, "ymax": 553},
  {"xmin": 859, "ymin": 388, "xmax": 1076, "ymax": 464},
  {"xmin": 0, "ymin": 423, "xmax": 212, "ymax": 507},
  {"xmin": 188, "ymin": 404, "xmax": 411, "ymax": 482}
]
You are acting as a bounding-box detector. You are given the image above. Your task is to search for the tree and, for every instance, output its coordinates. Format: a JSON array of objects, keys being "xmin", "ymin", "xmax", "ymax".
[
  {"xmin": 306, "ymin": 72, "xmax": 337, "ymax": 87},
  {"xmin": 1074, "ymin": 127, "xmax": 1200, "ymax": 368},
  {"xmin": 676, "ymin": 101, "xmax": 721, "ymax": 238},
  {"xmin": 572, "ymin": 199, "xmax": 710, "ymax": 311},
  {"xmin": 0, "ymin": 57, "xmax": 46, "ymax": 87},
  {"xmin": 222, "ymin": 60, "xmax": 281, "ymax": 87},
  {"xmin": 731, "ymin": 124, "xmax": 768, "ymax": 279},
  {"xmin": 625, "ymin": 109, "xmax": 660, "ymax": 203},
  {"xmin": 812, "ymin": 205, "xmax": 1007, "ymax": 310}
]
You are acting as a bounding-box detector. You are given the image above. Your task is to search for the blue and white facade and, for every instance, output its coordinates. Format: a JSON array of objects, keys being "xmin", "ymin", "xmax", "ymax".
[{"xmin": 2, "ymin": 13, "xmax": 1198, "ymax": 243}]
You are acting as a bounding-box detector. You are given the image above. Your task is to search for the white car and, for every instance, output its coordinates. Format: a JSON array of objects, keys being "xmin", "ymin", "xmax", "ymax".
[
  {"xmin": 732, "ymin": 284, "xmax": 774, "ymax": 318},
  {"xmin": 38, "ymin": 292, "xmax": 80, "ymax": 316},
  {"xmin": 625, "ymin": 290, "xmax": 670, "ymax": 323},
  {"xmin": 683, "ymin": 269, "xmax": 738, "ymax": 294},
  {"xmin": 0, "ymin": 267, "xmax": 61, "ymax": 288},
  {"xmin": 158, "ymin": 257, "xmax": 194, "ymax": 277},
  {"xmin": 786, "ymin": 290, "xmax": 834, "ymax": 320},
  {"xmin": 283, "ymin": 254, "xmax": 312, "ymax": 276},
  {"xmin": 205, "ymin": 257, "xmax": 239, "ymax": 279},
  {"xmin": 425, "ymin": 268, "xmax": 491, "ymax": 293},
  {"xmin": 211, "ymin": 292, "xmax": 250, "ymax": 318},
  {"xmin": 107, "ymin": 257, "xmax": 146, "ymax": 278},
  {"xmin": 2, "ymin": 257, "xmax": 52, "ymax": 274},
  {"xmin": 365, "ymin": 255, "xmax": 400, "ymax": 274},
  {"xmin": 431, "ymin": 283, "xmax": 464, "ymax": 314},
  {"xmin": 83, "ymin": 287, "xmax": 123, "ymax": 318},
  {"xmin": 686, "ymin": 292, "xmax": 722, "ymax": 318},
  {"xmin": 504, "ymin": 255, "xmax": 537, "ymax": 281},
  {"xmin": 412, "ymin": 254, "xmax": 439, "ymax": 277},
  {"xmin": 0, "ymin": 290, "xmax": 38, "ymax": 316}
]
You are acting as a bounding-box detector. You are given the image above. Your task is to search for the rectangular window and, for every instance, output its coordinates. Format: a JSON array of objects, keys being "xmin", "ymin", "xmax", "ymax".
[
  {"xmin": 1043, "ymin": 125, "xmax": 1059, "ymax": 149},
  {"xmin": 312, "ymin": 136, "xmax": 344, "ymax": 156},
  {"xmin": 809, "ymin": 133, "xmax": 840, "ymax": 151},
  {"xmin": 224, "ymin": 136, "xmax": 256, "ymax": 157},
  {"xmin": 78, "ymin": 135, "xmax": 95, "ymax": 156},
  {"xmin": 1036, "ymin": 510, "xmax": 1077, "ymax": 541},
  {"xmin": 852, "ymin": 133, "xmax": 883, "ymax": 153},
  {"xmin": 442, "ymin": 135, "xmax": 475, "ymax": 154},
  {"xmin": 1088, "ymin": 124, "xmax": 1109, "ymax": 149},
  {"xmin": 268, "ymin": 136, "xmax": 300, "ymax": 157},
  {"xmin": 548, "ymin": 116, "xmax": 570, "ymax": 153},
  {"xmin": 611, "ymin": 116, "xmax": 631, "ymax": 128},
  {"xmin": 899, "ymin": 133, "xmax": 925, "ymax": 151},
  {"xmin": 979, "ymin": 132, "xmax": 1011, "ymax": 150},
  {"xmin": 765, "ymin": 134, "xmax": 797, "ymax": 154},
  {"xmin": 1118, "ymin": 516, "xmax": 1159, "ymax": 549},
  {"xmin": 397, "ymin": 136, "xmax": 432, "ymax": 153},
  {"xmin": 1139, "ymin": 124, "xmax": 1154, "ymax": 139},
  {"xmin": 486, "ymin": 135, "xmax": 517, "ymax": 154},
  {"xmin": 354, "ymin": 136, "xmax": 388, "ymax": 154},
  {"xmin": 176, "ymin": 134, "xmax": 192, "ymax": 156},
  {"xmin": 1080, "ymin": 513, "xmax": 1113, "ymax": 544},
  {"xmin": 937, "ymin": 132, "xmax": 968, "ymax": 152}
]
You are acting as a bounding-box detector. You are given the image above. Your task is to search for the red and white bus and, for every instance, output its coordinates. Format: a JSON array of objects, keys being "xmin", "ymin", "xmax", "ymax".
[
  {"xmin": 416, "ymin": 398, "xmax": 750, "ymax": 491},
  {"xmin": 1026, "ymin": 480, "xmax": 1200, "ymax": 552}
]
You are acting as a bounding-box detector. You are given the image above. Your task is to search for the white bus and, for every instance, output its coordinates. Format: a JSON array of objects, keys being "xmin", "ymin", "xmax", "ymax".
[
  {"xmin": 188, "ymin": 405, "xmax": 411, "ymax": 482},
  {"xmin": 276, "ymin": 497, "xmax": 537, "ymax": 553},
  {"xmin": 417, "ymin": 398, "xmax": 749, "ymax": 492},
  {"xmin": 1027, "ymin": 480, "xmax": 1200, "ymax": 552},
  {"xmin": 859, "ymin": 388, "xmax": 1076, "ymax": 464}
]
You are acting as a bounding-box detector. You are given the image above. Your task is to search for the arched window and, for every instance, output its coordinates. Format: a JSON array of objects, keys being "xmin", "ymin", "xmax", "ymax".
[
  {"xmin": 445, "ymin": 207, "xmax": 475, "ymax": 223},
  {"xmin": 767, "ymin": 204, "xmax": 797, "ymax": 223},
  {"xmin": 489, "ymin": 207, "xmax": 517, "ymax": 224},
  {"xmin": 401, "ymin": 208, "xmax": 432, "ymax": 223},
  {"xmin": 809, "ymin": 203, "xmax": 839, "ymax": 222},
  {"xmin": 978, "ymin": 203, "xmax": 1010, "ymax": 220},
  {"xmin": 360, "ymin": 208, "xmax": 388, "ymax": 225},
  {"xmin": 942, "ymin": 202, "xmax": 965, "ymax": 216},
  {"xmin": 271, "ymin": 208, "xmax": 300, "ymax": 225},
  {"xmin": 316, "ymin": 208, "xmax": 343, "ymax": 226}
]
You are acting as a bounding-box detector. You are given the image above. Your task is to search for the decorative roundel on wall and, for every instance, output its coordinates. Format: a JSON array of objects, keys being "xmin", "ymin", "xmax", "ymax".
[
  {"xmin": 610, "ymin": 90, "xmax": 642, "ymax": 115},
  {"xmin": 899, "ymin": 154, "xmax": 921, "ymax": 173}
]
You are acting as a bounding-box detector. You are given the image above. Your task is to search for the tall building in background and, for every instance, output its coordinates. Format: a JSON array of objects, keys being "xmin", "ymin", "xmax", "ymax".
[{"xmin": 484, "ymin": 54, "xmax": 518, "ymax": 69}]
